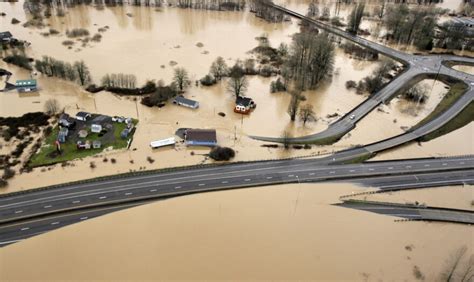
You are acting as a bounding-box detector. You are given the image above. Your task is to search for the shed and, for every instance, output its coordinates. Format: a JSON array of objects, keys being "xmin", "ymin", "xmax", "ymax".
[
  {"xmin": 15, "ymin": 79, "xmax": 37, "ymax": 93},
  {"xmin": 172, "ymin": 96, "xmax": 199, "ymax": 109},
  {"xmin": 57, "ymin": 127, "xmax": 69, "ymax": 143},
  {"xmin": 150, "ymin": 137, "xmax": 176, "ymax": 149},
  {"xmin": 92, "ymin": 140, "xmax": 102, "ymax": 149},
  {"xmin": 78, "ymin": 129, "xmax": 88, "ymax": 138},
  {"xmin": 121, "ymin": 128, "xmax": 130, "ymax": 139},
  {"xmin": 234, "ymin": 96, "xmax": 256, "ymax": 114},
  {"xmin": 91, "ymin": 124, "xmax": 102, "ymax": 133},
  {"xmin": 185, "ymin": 129, "xmax": 217, "ymax": 146}
]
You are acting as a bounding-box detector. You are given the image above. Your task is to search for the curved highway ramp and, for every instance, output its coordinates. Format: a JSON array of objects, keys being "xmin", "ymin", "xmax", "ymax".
[{"xmin": 336, "ymin": 200, "xmax": 474, "ymax": 224}]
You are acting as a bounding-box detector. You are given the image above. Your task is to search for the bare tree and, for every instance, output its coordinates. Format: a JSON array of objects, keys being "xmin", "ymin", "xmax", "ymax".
[
  {"xmin": 347, "ymin": 3, "xmax": 365, "ymax": 34},
  {"xmin": 173, "ymin": 67, "xmax": 191, "ymax": 92},
  {"xmin": 299, "ymin": 104, "xmax": 315, "ymax": 125},
  {"xmin": 210, "ymin": 56, "xmax": 229, "ymax": 80},
  {"xmin": 287, "ymin": 90, "xmax": 301, "ymax": 122},
  {"xmin": 441, "ymin": 246, "xmax": 469, "ymax": 282},
  {"xmin": 226, "ymin": 63, "xmax": 248, "ymax": 100},
  {"xmin": 74, "ymin": 60, "xmax": 91, "ymax": 86},
  {"xmin": 44, "ymin": 98, "xmax": 60, "ymax": 115}
]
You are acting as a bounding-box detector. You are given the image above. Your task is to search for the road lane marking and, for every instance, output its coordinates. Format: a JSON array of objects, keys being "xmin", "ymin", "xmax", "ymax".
[
  {"xmin": 99, "ymin": 196, "xmax": 107, "ymax": 200},
  {"xmin": 349, "ymin": 170, "xmax": 355, "ymax": 173},
  {"xmin": 368, "ymin": 168, "xmax": 374, "ymax": 171},
  {"xmin": 80, "ymin": 217, "xmax": 88, "ymax": 220},
  {"xmin": 406, "ymin": 166, "xmax": 412, "ymax": 169},
  {"xmin": 460, "ymin": 162, "xmax": 465, "ymax": 165},
  {"xmin": 72, "ymin": 200, "xmax": 80, "ymax": 204},
  {"xmin": 442, "ymin": 163, "xmax": 447, "ymax": 166},
  {"xmin": 266, "ymin": 176, "xmax": 273, "ymax": 179},
  {"xmin": 424, "ymin": 164, "xmax": 430, "ymax": 167},
  {"xmin": 288, "ymin": 174, "xmax": 294, "ymax": 177},
  {"xmin": 125, "ymin": 192, "xmax": 133, "ymax": 196},
  {"xmin": 14, "ymin": 210, "xmax": 23, "ymax": 214},
  {"xmin": 309, "ymin": 173, "xmax": 315, "ymax": 176},
  {"xmin": 388, "ymin": 167, "xmax": 393, "ymax": 170},
  {"xmin": 51, "ymin": 222, "xmax": 60, "ymax": 225},
  {"xmin": 222, "ymin": 181, "xmax": 229, "ymax": 184},
  {"xmin": 174, "ymin": 186, "xmax": 182, "ymax": 189},
  {"xmin": 198, "ymin": 184, "xmax": 205, "ymax": 186},
  {"xmin": 20, "ymin": 227, "xmax": 30, "ymax": 231},
  {"xmin": 244, "ymin": 179, "xmax": 251, "ymax": 182},
  {"xmin": 330, "ymin": 171, "xmax": 335, "ymax": 174},
  {"xmin": 43, "ymin": 205, "xmax": 52, "ymax": 209},
  {"xmin": 149, "ymin": 189, "xmax": 157, "ymax": 192}
]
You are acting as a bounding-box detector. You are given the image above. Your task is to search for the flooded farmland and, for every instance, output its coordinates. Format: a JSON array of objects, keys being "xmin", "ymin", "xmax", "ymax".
[{"xmin": 0, "ymin": 183, "xmax": 472, "ymax": 280}]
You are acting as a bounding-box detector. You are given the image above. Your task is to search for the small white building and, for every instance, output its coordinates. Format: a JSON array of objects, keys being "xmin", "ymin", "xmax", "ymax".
[
  {"xmin": 91, "ymin": 124, "xmax": 102, "ymax": 133},
  {"xmin": 150, "ymin": 137, "xmax": 176, "ymax": 149}
]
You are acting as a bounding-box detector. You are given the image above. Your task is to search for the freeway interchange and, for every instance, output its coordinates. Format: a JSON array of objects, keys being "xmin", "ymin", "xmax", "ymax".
[{"xmin": 1, "ymin": 4, "xmax": 474, "ymax": 246}]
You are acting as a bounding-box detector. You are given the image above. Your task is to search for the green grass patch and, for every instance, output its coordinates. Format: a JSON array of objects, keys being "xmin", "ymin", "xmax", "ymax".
[
  {"xmin": 29, "ymin": 119, "xmax": 138, "ymax": 167},
  {"xmin": 419, "ymin": 101, "xmax": 474, "ymax": 142},
  {"xmin": 412, "ymin": 83, "xmax": 468, "ymax": 131}
]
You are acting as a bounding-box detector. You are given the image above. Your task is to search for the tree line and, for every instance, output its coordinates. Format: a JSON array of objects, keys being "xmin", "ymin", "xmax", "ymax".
[{"xmin": 35, "ymin": 56, "xmax": 92, "ymax": 86}]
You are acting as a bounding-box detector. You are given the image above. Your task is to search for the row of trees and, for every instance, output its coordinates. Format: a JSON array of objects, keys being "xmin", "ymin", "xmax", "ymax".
[
  {"xmin": 171, "ymin": 0, "xmax": 245, "ymax": 10},
  {"xmin": 35, "ymin": 56, "xmax": 92, "ymax": 86},
  {"xmin": 101, "ymin": 73, "xmax": 137, "ymax": 89}
]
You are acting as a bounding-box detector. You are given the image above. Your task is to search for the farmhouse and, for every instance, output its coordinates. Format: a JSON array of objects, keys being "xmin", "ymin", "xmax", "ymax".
[
  {"xmin": 15, "ymin": 79, "xmax": 37, "ymax": 93},
  {"xmin": 184, "ymin": 129, "xmax": 217, "ymax": 146},
  {"xmin": 75, "ymin": 111, "xmax": 91, "ymax": 121},
  {"xmin": 172, "ymin": 96, "xmax": 199, "ymax": 109},
  {"xmin": 234, "ymin": 96, "xmax": 256, "ymax": 114}
]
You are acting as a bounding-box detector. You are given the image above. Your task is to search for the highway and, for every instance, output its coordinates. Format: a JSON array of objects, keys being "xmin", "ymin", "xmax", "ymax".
[
  {"xmin": 0, "ymin": 155, "xmax": 472, "ymax": 245},
  {"xmin": 251, "ymin": 3, "xmax": 474, "ymax": 145},
  {"xmin": 336, "ymin": 200, "xmax": 474, "ymax": 224}
]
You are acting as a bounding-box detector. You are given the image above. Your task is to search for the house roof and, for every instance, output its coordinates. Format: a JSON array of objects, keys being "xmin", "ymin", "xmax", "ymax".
[
  {"xmin": 185, "ymin": 129, "xmax": 217, "ymax": 143},
  {"xmin": 59, "ymin": 113, "xmax": 70, "ymax": 120},
  {"xmin": 15, "ymin": 79, "xmax": 37, "ymax": 86},
  {"xmin": 76, "ymin": 111, "xmax": 90, "ymax": 118},
  {"xmin": 0, "ymin": 32, "xmax": 12, "ymax": 40},
  {"xmin": 236, "ymin": 96, "xmax": 253, "ymax": 107},
  {"xmin": 174, "ymin": 96, "xmax": 199, "ymax": 107}
]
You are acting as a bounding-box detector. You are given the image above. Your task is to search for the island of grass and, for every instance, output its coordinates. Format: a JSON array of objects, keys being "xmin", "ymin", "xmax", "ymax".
[{"xmin": 29, "ymin": 114, "xmax": 138, "ymax": 167}]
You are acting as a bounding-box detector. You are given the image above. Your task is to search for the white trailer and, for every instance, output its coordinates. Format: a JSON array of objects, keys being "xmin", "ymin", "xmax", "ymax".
[{"xmin": 150, "ymin": 137, "xmax": 176, "ymax": 149}]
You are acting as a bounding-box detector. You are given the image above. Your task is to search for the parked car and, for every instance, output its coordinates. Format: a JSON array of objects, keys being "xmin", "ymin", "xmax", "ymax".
[
  {"xmin": 349, "ymin": 114, "xmax": 355, "ymax": 120},
  {"xmin": 112, "ymin": 116, "xmax": 126, "ymax": 123}
]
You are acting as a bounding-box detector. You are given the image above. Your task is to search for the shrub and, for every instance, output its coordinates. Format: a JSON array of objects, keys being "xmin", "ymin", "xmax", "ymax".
[
  {"xmin": 89, "ymin": 162, "xmax": 96, "ymax": 169},
  {"xmin": 110, "ymin": 158, "xmax": 116, "ymax": 164},
  {"xmin": 270, "ymin": 77, "xmax": 286, "ymax": 93},
  {"xmin": 200, "ymin": 74, "xmax": 216, "ymax": 86},
  {"xmin": 62, "ymin": 40, "xmax": 75, "ymax": 46},
  {"xmin": 49, "ymin": 28, "xmax": 60, "ymax": 35},
  {"xmin": 209, "ymin": 146, "xmax": 235, "ymax": 161},
  {"xmin": 146, "ymin": 156, "xmax": 155, "ymax": 163},
  {"xmin": 91, "ymin": 33, "xmax": 102, "ymax": 42},
  {"xmin": 66, "ymin": 28, "xmax": 90, "ymax": 38},
  {"xmin": 3, "ymin": 54, "xmax": 32, "ymax": 70},
  {"xmin": 345, "ymin": 80, "xmax": 357, "ymax": 89},
  {"xmin": 0, "ymin": 179, "xmax": 7, "ymax": 188},
  {"xmin": 11, "ymin": 18, "xmax": 20, "ymax": 24},
  {"xmin": 3, "ymin": 167, "xmax": 15, "ymax": 180}
]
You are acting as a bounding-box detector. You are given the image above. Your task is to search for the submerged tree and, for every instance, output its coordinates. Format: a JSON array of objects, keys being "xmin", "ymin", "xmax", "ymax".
[
  {"xmin": 173, "ymin": 67, "xmax": 191, "ymax": 92},
  {"xmin": 44, "ymin": 98, "xmax": 60, "ymax": 116},
  {"xmin": 347, "ymin": 3, "xmax": 365, "ymax": 34},
  {"xmin": 74, "ymin": 60, "xmax": 91, "ymax": 86},
  {"xmin": 226, "ymin": 63, "xmax": 248, "ymax": 99},
  {"xmin": 299, "ymin": 104, "xmax": 315, "ymax": 125},
  {"xmin": 210, "ymin": 56, "xmax": 229, "ymax": 81},
  {"xmin": 287, "ymin": 90, "xmax": 301, "ymax": 122}
]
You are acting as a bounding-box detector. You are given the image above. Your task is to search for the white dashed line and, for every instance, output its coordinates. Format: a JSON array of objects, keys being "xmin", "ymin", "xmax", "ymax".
[
  {"xmin": 460, "ymin": 162, "xmax": 465, "ymax": 165},
  {"xmin": 20, "ymin": 227, "xmax": 30, "ymax": 231},
  {"xmin": 388, "ymin": 167, "xmax": 393, "ymax": 170},
  {"xmin": 329, "ymin": 171, "xmax": 335, "ymax": 174},
  {"xmin": 244, "ymin": 179, "xmax": 251, "ymax": 182},
  {"xmin": 442, "ymin": 163, "xmax": 447, "ymax": 166},
  {"xmin": 349, "ymin": 170, "xmax": 355, "ymax": 173},
  {"xmin": 406, "ymin": 165, "xmax": 412, "ymax": 169},
  {"xmin": 288, "ymin": 175, "xmax": 294, "ymax": 177},
  {"xmin": 198, "ymin": 184, "xmax": 205, "ymax": 187},
  {"xmin": 99, "ymin": 196, "xmax": 107, "ymax": 200},
  {"xmin": 72, "ymin": 200, "xmax": 81, "ymax": 204},
  {"xmin": 125, "ymin": 192, "xmax": 133, "ymax": 196},
  {"xmin": 150, "ymin": 189, "xmax": 157, "ymax": 192},
  {"xmin": 222, "ymin": 181, "xmax": 229, "ymax": 184},
  {"xmin": 368, "ymin": 168, "xmax": 374, "ymax": 171},
  {"xmin": 309, "ymin": 173, "xmax": 315, "ymax": 176},
  {"xmin": 14, "ymin": 210, "xmax": 23, "ymax": 214},
  {"xmin": 43, "ymin": 205, "xmax": 52, "ymax": 209},
  {"xmin": 51, "ymin": 222, "xmax": 60, "ymax": 225},
  {"xmin": 266, "ymin": 176, "xmax": 273, "ymax": 179},
  {"xmin": 174, "ymin": 186, "xmax": 182, "ymax": 189},
  {"xmin": 424, "ymin": 164, "xmax": 430, "ymax": 167},
  {"xmin": 80, "ymin": 217, "xmax": 88, "ymax": 220}
]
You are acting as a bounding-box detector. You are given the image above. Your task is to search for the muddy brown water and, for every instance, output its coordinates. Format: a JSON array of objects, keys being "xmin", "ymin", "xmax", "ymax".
[{"xmin": 0, "ymin": 183, "xmax": 472, "ymax": 280}]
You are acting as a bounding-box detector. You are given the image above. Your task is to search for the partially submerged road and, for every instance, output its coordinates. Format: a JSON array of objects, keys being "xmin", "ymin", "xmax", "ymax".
[
  {"xmin": 0, "ymin": 155, "xmax": 472, "ymax": 245},
  {"xmin": 251, "ymin": 3, "xmax": 474, "ymax": 145},
  {"xmin": 336, "ymin": 200, "xmax": 474, "ymax": 224}
]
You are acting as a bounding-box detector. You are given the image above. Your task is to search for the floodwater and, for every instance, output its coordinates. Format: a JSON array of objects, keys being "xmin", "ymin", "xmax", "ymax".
[
  {"xmin": 352, "ymin": 185, "xmax": 474, "ymax": 211},
  {"xmin": 0, "ymin": 183, "xmax": 472, "ymax": 280},
  {"xmin": 0, "ymin": 1, "xmax": 470, "ymax": 194},
  {"xmin": 453, "ymin": 65, "xmax": 474, "ymax": 75}
]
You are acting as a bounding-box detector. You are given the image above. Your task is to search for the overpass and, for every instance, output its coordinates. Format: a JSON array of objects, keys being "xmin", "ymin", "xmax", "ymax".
[{"xmin": 251, "ymin": 3, "xmax": 474, "ymax": 145}]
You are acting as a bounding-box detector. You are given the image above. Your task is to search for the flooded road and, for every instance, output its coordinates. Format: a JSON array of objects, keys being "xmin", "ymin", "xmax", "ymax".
[{"xmin": 0, "ymin": 183, "xmax": 472, "ymax": 280}]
